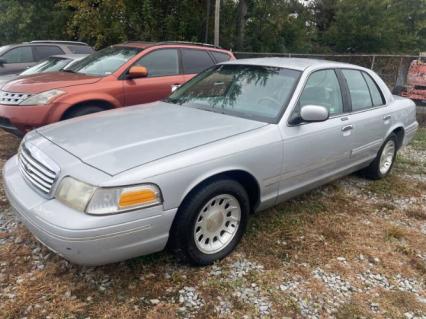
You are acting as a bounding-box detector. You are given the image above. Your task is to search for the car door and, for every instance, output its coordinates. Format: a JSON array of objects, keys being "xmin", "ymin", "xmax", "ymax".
[
  {"xmin": 338, "ymin": 69, "xmax": 389, "ymax": 163},
  {"xmin": 0, "ymin": 46, "xmax": 35, "ymax": 75},
  {"xmin": 278, "ymin": 69, "xmax": 352, "ymax": 198},
  {"xmin": 122, "ymin": 48, "xmax": 185, "ymax": 106},
  {"xmin": 180, "ymin": 48, "xmax": 216, "ymax": 83}
]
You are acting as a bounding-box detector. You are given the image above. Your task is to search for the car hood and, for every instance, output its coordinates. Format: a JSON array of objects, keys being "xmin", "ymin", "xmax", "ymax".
[
  {"xmin": 1, "ymin": 72, "xmax": 101, "ymax": 94},
  {"xmin": 37, "ymin": 102, "xmax": 267, "ymax": 175},
  {"xmin": 0, "ymin": 74, "xmax": 18, "ymax": 87}
]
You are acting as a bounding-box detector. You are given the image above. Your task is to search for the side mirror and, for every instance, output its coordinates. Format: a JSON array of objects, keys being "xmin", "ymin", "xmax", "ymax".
[
  {"xmin": 300, "ymin": 105, "xmax": 329, "ymax": 122},
  {"xmin": 127, "ymin": 66, "xmax": 148, "ymax": 79},
  {"xmin": 0, "ymin": 58, "xmax": 5, "ymax": 67}
]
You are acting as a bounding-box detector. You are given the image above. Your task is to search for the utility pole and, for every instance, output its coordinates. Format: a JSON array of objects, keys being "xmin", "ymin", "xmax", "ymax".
[
  {"xmin": 214, "ymin": 0, "xmax": 220, "ymax": 46},
  {"xmin": 205, "ymin": 0, "xmax": 211, "ymax": 43}
]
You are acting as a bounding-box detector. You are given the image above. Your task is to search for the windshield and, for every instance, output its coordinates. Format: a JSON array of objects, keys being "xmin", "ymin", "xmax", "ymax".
[
  {"xmin": 67, "ymin": 46, "xmax": 141, "ymax": 76},
  {"xmin": 167, "ymin": 64, "xmax": 301, "ymax": 123},
  {"xmin": 20, "ymin": 57, "xmax": 71, "ymax": 76}
]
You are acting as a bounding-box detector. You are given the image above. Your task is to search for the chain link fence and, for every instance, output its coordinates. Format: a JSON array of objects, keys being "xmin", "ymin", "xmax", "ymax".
[{"xmin": 235, "ymin": 52, "xmax": 425, "ymax": 125}]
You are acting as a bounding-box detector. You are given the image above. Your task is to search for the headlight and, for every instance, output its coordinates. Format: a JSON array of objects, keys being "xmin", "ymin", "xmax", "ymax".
[
  {"xmin": 56, "ymin": 177, "xmax": 162, "ymax": 215},
  {"xmin": 56, "ymin": 177, "xmax": 96, "ymax": 212},
  {"xmin": 20, "ymin": 89, "xmax": 65, "ymax": 105}
]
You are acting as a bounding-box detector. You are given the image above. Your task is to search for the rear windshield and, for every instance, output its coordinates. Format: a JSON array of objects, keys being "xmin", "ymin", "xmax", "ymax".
[
  {"xmin": 167, "ymin": 64, "xmax": 301, "ymax": 123},
  {"xmin": 67, "ymin": 46, "xmax": 141, "ymax": 76},
  {"xmin": 20, "ymin": 57, "xmax": 71, "ymax": 75}
]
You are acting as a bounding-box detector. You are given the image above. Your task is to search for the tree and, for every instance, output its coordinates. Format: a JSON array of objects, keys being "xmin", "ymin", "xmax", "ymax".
[
  {"xmin": 236, "ymin": 0, "xmax": 248, "ymax": 50},
  {"xmin": 317, "ymin": 0, "xmax": 425, "ymax": 54},
  {"xmin": 60, "ymin": 0, "xmax": 128, "ymax": 49},
  {"xmin": 0, "ymin": 0, "xmax": 69, "ymax": 45}
]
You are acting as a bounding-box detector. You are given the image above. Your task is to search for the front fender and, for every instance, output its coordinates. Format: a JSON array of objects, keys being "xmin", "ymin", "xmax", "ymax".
[{"xmin": 46, "ymin": 88, "xmax": 123, "ymax": 123}]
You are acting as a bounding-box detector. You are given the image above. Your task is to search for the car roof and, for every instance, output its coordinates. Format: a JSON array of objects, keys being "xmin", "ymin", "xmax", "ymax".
[
  {"xmin": 115, "ymin": 41, "xmax": 230, "ymax": 52},
  {"xmin": 222, "ymin": 57, "xmax": 355, "ymax": 71}
]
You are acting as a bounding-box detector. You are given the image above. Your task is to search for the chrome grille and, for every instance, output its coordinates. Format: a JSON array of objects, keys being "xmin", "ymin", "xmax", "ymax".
[
  {"xmin": 18, "ymin": 143, "xmax": 59, "ymax": 196},
  {"xmin": 0, "ymin": 90, "xmax": 32, "ymax": 105}
]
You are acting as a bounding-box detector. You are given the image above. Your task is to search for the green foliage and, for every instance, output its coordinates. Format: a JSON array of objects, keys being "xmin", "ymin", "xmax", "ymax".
[
  {"xmin": 318, "ymin": 0, "xmax": 426, "ymax": 53},
  {"xmin": 0, "ymin": 0, "xmax": 424, "ymax": 53},
  {"xmin": 0, "ymin": 0, "xmax": 69, "ymax": 45}
]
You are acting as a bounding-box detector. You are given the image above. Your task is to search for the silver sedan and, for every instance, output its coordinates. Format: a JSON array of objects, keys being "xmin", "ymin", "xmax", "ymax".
[{"xmin": 3, "ymin": 58, "xmax": 418, "ymax": 266}]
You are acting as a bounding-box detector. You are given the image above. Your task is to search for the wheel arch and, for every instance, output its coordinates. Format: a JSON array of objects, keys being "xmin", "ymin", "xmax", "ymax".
[
  {"xmin": 179, "ymin": 169, "xmax": 261, "ymax": 214},
  {"xmin": 61, "ymin": 100, "xmax": 115, "ymax": 120},
  {"xmin": 387, "ymin": 125, "xmax": 405, "ymax": 149}
]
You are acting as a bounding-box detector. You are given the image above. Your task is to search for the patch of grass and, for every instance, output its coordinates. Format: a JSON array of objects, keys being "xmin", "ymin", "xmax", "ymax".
[
  {"xmin": 381, "ymin": 291, "xmax": 426, "ymax": 318},
  {"xmin": 411, "ymin": 127, "xmax": 426, "ymax": 150},
  {"xmin": 385, "ymin": 225, "xmax": 406, "ymax": 242},
  {"xmin": 320, "ymin": 223, "xmax": 348, "ymax": 242},
  {"xmin": 335, "ymin": 301, "xmax": 371, "ymax": 319},
  {"xmin": 406, "ymin": 208, "xmax": 426, "ymax": 220},
  {"xmin": 365, "ymin": 174, "xmax": 423, "ymax": 197}
]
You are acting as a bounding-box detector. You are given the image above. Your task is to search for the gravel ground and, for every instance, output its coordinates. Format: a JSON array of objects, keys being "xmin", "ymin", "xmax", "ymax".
[{"xmin": 0, "ymin": 128, "xmax": 425, "ymax": 319}]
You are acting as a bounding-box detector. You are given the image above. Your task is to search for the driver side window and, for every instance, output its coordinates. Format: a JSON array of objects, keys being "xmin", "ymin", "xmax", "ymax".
[
  {"xmin": 135, "ymin": 49, "xmax": 179, "ymax": 77},
  {"xmin": 292, "ymin": 69, "xmax": 343, "ymax": 122}
]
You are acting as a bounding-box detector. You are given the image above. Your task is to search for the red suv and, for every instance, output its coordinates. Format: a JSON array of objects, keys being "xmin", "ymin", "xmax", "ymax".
[{"xmin": 0, "ymin": 42, "xmax": 234, "ymax": 136}]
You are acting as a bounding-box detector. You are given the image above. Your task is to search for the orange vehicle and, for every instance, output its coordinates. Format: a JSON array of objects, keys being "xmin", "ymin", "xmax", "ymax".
[
  {"xmin": 394, "ymin": 52, "xmax": 426, "ymax": 105},
  {"xmin": 0, "ymin": 42, "xmax": 234, "ymax": 136}
]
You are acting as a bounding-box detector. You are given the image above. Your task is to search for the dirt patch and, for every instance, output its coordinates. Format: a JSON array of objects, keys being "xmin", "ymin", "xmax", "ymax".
[{"xmin": 0, "ymin": 128, "xmax": 425, "ymax": 319}]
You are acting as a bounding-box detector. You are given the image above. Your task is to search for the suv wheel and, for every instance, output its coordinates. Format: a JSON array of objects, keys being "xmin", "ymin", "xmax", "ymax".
[
  {"xmin": 169, "ymin": 179, "xmax": 250, "ymax": 266},
  {"xmin": 362, "ymin": 133, "xmax": 397, "ymax": 180},
  {"xmin": 64, "ymin": 106, "xmax": 105, "ymax": 119}
]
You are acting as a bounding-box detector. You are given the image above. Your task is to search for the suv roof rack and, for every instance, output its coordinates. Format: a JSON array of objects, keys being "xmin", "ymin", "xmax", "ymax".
[
  {"xmin": 156, "ymin": 41, "xmax": 222, "ymax": 49},
  {"xmin": 29, "ymin": 40, "xmax": 89, "ymax": 46},
  {"xmin": 124, "ymin": 41, "xmax": 222, "ymax": 49}
]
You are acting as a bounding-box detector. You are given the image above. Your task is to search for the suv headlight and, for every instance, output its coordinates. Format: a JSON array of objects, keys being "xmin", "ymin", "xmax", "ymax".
[
  {"xmin": 20, "ymin": 89, "xmax": 65, "ymax": 105},
  {"xmin": 56, "ymin": 177, "xmax": 162, "ymax": 215}
]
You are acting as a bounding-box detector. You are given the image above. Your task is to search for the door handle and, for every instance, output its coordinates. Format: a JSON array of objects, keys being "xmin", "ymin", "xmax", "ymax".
[
  {"xmin": 341, "ymin": 124, "xmax": 353, "ymax": 132},
  {"xmin": 383, "ymin": 115, "xmax": 391, "ymax": 121}
]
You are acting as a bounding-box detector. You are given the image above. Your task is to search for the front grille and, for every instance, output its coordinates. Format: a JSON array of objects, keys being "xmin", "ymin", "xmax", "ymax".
[
  {"xmin": 18, "ymin": 143, "xmax": 59, "ymax": 196},
  {"xmin": 0, "ymin": 90, "xmax": 32, "ymax": 105},
  {"xmin": 414, "ymin": 85, "xmax": 426, "ymax": 91}
]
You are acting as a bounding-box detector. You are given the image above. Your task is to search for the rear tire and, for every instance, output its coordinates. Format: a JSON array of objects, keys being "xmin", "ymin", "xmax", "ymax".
[
  {"xmin": 361, "ymin": 133, "xmax": 397, "ymax": 180},
  {"xmin": 169, "ymin": 179, "xmax": 250, "ymax": 266},
  {"xmin": 63, "ymin": 106, "xmax": 105, "ymax": 119}
]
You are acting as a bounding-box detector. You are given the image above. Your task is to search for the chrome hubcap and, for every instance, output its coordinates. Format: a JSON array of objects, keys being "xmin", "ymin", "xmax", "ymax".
[
  {"xmin": 379, "ymin": 140, "xmax": 395, "ymax": 175},
  {"xmin": 193, "ymin": 194, "xmax": 241, "ymax": 254}
]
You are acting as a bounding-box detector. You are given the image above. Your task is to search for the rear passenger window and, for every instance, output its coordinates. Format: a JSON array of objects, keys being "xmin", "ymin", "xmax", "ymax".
[
  {"xmin": 211, "ymin": 51, "xmax": 231, "ymax": 63},
  {"xmin": 34, "ymin": 46, "xmax": 64, "ymax": 60},
  {"xmin": 181, "ymin": 49, "xmax": 215, "ymax": 74},
  {"xmin": 362, "ymin": 72, "xmax": 385, "ymax": 106},
  {"xmin": 136, "ymin": 49, "xmax": 179, "ymax": 77},
  {"xmin": 1, "ymin": 46, "xmax": 33, "ymax": 63},
  {"xmin": 342, "ymin": 69, "xmax": 373, "ymax": 111}
]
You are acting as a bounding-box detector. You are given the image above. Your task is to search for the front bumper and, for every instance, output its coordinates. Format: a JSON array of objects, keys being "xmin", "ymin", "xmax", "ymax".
[
  {"xmin": 3, "ymin": 156, "xmax": 177, "ymax": 266},
  {"xmin": 0, "ymin": 102, "xmax": 60, "ymax": 136}
]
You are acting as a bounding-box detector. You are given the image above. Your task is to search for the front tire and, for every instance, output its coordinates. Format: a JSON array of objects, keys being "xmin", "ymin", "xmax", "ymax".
[
  {"xmin": 63, "ymin": 105, "xmax": 105, "ymax": 120},
  {"xmin": 169, "ymin": 179, "xmax": 250, "ymax": 266},
  {"xmin": 362, "ymin": 133, "xmax": 397, "ymax": 180}
]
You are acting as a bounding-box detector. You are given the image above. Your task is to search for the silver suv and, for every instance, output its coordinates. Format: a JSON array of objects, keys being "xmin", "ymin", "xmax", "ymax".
[{"xmin": 0, "ymin": 40, "xmax": 94, "ymax": 75}]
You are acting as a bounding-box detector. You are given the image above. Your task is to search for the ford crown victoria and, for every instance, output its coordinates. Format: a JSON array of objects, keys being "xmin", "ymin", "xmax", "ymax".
[{"xmin": 3, "ymin": 58, "xmax": 418, "ymax": 266}]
